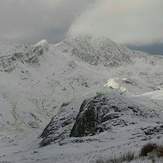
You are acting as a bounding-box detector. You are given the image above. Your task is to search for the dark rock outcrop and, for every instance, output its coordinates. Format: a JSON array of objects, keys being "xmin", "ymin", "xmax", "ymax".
[
  {"xmin": 70, "ymin": 94, "xmax": 152, "ymax": 137},
  {"xmin": 39, "ymin": 109, "xmax": 76, "ymax": 147},
  {"xmin": 39, "ymin": 93, "xmax": 161, "ymax": 147}
]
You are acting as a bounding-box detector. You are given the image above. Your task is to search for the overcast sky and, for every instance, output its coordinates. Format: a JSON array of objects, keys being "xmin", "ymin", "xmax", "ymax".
[{"xmin": 0, "ymin": 0, "xmax": 163, "ymax": 54}]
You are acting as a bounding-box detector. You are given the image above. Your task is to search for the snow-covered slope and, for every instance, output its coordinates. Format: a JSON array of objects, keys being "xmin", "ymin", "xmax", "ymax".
[
  {"xmin": 0, "ymin": 35, "xmax": 163, "ymax": 162},
  {"xmin": 0, "ymin": 36, "xmax": 134, "ymax": 131},
  {"xmin": 58, "ymin": 35, "xmax": 132, "ymax": 66},
  {"xmin": 137, "ymin": 90, "xmax": 163, "ymax": 100}
]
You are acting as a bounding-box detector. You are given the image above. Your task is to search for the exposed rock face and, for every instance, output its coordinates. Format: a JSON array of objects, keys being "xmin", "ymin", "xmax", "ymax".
[
  {"xmin": 39, "ymin": 109, "xmax": 76, "ymax": 147},
  {"xmin": 70, "ymin": 94, "xmax": 154, "ymax": 137},
  {"xmin": 0, "ymin": 40, "xmax": 49, "ymax": 72},
  {"xmin": 39, "ymin": 93, "xmax": 161, "ymax": 147}
]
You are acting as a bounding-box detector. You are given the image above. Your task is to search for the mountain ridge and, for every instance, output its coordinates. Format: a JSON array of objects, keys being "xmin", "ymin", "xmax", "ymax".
[{"xmin": 0, "ymin": 35, "xmax": 163, "ymax": 162}]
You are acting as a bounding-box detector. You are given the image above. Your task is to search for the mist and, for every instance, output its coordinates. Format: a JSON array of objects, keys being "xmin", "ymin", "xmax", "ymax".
[
  {"xmin": 0, "ymin": 0, "xmax": 162, "ymax": 53},
  {"xmin": 69, "ymin": 0, "xmax": 163, "ymax": 45},
  {"xmin": 0, "ymin": 0, "xmax": 94, "ymax": 43}
]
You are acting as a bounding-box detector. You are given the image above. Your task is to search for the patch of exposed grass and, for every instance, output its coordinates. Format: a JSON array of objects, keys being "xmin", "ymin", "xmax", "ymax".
[
  {"xmin": 96, "ymin": 151, "xmax": 135, "ymax": 163},
  {"xmin": 96, "ymin": 143, "xmax": 163, "ymax": 163},
  {"xmin": 140, "ymin": 143, "xmax": 163, "ymax": 157}
]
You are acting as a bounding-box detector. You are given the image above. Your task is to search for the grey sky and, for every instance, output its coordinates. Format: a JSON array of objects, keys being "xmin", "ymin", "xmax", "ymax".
[
  {"xmin": 0, "ymin": 0, "xmax": 162, "ymax": 54},
  {"xmin": 0, "ymin": 0, "xmax": 94, "ymax": 42}
]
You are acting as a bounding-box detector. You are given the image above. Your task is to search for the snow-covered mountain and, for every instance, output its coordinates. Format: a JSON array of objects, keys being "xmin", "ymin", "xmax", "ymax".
[{"xmin": 0, "ymin": 35, "xmax": 163, "ymax": 162}]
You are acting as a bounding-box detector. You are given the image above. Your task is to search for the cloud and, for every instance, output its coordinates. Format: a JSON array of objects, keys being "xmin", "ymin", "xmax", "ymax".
[
  {"xmin": 0, "ymin": 0, "xmax": 162, "ymax": 46},
  {"xmin": 69, "ymin": 0, "xmax": 163, "ymax": 45},
  {"xmin": 0, "ymin": 0, "xmax": 94, "ymax": 43}
]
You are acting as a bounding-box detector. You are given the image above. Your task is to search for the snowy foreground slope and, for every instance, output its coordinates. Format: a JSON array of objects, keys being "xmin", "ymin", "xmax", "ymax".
[{"xmin": 0, "ymin": 35, "xmax": 163, "ymax": 162}]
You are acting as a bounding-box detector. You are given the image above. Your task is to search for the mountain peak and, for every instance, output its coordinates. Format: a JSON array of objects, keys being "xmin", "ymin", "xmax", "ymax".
[{"xmin": 59, "ymin": 35, "xmax": 132, "ymax": 66}]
